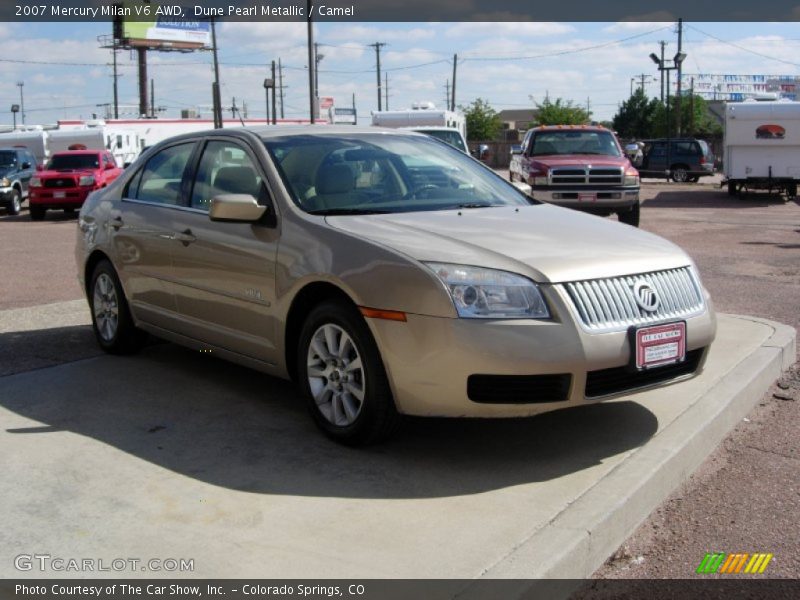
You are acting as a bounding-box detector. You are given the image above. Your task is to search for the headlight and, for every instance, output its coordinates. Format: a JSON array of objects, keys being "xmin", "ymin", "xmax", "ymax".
[
  {"xmin": 425, "ymin": 262, "xmax": 550, "ymax": 319},
  {"xmin": 623, "ymin": 170, "xmax": 639, "ymax": 186},
  {"xmin": 0, "ymin": 177, "xmax": 10, "ymax": 187},
  {"xmin": 79, "ymin": 175, "xmax": 95, "ymax": 186},
  {"xmin": 28, "ymin": 177, "xmax": 41, "ymax": 187},
  {"xmin": 532, "ymin": 176, "xmax": 548, "ymax": 186}
]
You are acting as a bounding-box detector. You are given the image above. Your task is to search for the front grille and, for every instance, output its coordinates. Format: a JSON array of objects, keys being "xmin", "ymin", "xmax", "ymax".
[
  {"xmin": 44, "ymin": 178, "xmax": 77, "ymax": 189},
  {"xmin": 563, "ymin": 267, "xmax": 705, "ymax": 333},
  {"xmin": 551, "ymin": 166, "xmax": 623, "ymax": 186},
  {"xmin": 467, "ymin": 373, "xmax": 572, "ymax": 404},
  {"xmin": 585, "ymin": 348, "xmax": 705, "ymax": 397}
]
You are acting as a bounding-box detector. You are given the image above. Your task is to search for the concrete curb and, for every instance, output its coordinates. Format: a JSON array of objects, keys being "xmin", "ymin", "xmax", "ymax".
[{"xmin": 467, "ymin": 315, "xmax": 795, "ymax": 595}]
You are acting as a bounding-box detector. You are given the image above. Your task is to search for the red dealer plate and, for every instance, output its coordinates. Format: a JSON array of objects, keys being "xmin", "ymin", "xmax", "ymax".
[
  {"xmin": 634, "ymin": 322, "xmax": 686, "ymax": 370},
  {"xmin": 578, "ymin": 192, "xmax": 596, "ymax": 202}
]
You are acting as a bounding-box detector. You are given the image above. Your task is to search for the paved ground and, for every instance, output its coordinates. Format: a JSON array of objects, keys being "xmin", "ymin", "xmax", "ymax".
[{"xmin": 0, "ymin": 183, "xmax": 798, "ymax": 585}]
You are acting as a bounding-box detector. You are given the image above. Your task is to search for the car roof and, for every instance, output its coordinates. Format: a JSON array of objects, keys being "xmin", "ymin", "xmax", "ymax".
[{"xmin": 534, "ymin": 125, "xmax": 609, "ymax": 132}]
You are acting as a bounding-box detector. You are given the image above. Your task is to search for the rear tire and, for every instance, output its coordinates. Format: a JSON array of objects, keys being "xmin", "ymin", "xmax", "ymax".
[
  {"xmin": 89, "ymin": 259, "xmax": 147, "ymax": 355},
  {"xmin": 618, "ymin": 202, "xmax": 640, "ymax": 227},
  {"xmin": 727, "ymin": 181, "xmax": 737, "ymax": 196},
  {"xmin": 298, "ymin": 300, "xmax": 400, "ymax": 445},
  {"xmin": 671, "ymin": 165, "xmax": 689, "ymax": 183},
  {"xmin": 29, "ymin": 206, "xmax": 45, "ymax": 221}
]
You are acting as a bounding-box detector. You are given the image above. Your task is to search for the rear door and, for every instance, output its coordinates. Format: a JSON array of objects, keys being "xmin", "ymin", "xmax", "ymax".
[{"xmin": 113, "ymin": 140, "xmax": 198, "ymax": 330}]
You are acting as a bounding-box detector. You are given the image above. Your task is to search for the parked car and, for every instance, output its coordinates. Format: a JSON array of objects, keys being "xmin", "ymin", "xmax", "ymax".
[
  {"xmin": 636, "ymin": 138, "xmax": 716, "ymax": 182},
  {"xmin": 509, "ymin": 125, "xmax": 641, "ymax": 226},
  {"xmin": 402, "ymin": 126, "xmax": 469, "ymax": 154},
  {"xmin": 76, "ymin": 127, "xmax": 716, "ymax": 445},
  {"xmin": 28, "ymin": 149, "xmax": 123, "ymax": 220},
  {"xmin": 0, "ymin": 146, "xmax": 37, "ymax": 215}
]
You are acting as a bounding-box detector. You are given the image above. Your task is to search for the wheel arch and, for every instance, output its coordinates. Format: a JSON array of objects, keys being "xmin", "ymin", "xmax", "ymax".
[
  {"xmin": 283, "ymin": 281, "xmax": 359, "ymax": 382},
  {"xmin": 83, "ymin": 249, "xmax": 113, "ymax": 299}
]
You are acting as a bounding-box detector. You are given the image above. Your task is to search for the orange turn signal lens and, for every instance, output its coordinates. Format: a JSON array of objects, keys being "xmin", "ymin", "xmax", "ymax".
[{"xmin": 359, "ymin": 307, "xmax": 407, "ymax": 322}]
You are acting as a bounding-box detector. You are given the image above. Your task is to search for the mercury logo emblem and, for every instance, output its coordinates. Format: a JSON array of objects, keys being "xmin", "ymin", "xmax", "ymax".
[{"xmin": 633, "ymin": 280, "xmax": 660, "ymax": 312}]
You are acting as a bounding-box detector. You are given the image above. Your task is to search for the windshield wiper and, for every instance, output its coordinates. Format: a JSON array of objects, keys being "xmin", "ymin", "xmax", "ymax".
[
  {"xmin": 454, "ymin": 203, "xmax": 495, "ymax": 209},
  {"xmin": 307, "ymin": 208, "xmax": 391, "ymax": 216}
]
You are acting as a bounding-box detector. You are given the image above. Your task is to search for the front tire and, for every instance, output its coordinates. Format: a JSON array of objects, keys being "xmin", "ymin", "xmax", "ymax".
[
  {"xmin": 7, "ymin": 189, "xmax": 21, "ymax": 215},
  {"xmin": 89, "ymin": 259, "xmax": 147, "ymax": 354},
  {"xmin": 298, "ymin": 300, "xmax": 399, "ymax": 445},
  {"xmin": 618, "ymin": 202, "xmax": 640, "ymax": 227}
]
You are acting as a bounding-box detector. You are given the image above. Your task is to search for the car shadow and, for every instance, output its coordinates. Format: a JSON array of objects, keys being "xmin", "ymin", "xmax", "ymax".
[
  {"xmin": 0, "ymin": 329, "xmax": 660, "ymax": 500},
  {"xmin": 644, "ymin": 190, "xmax": 794, "ymax": 209}
]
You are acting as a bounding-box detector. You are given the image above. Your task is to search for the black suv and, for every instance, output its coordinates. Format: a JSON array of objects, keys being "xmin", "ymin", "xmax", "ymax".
[
  {"xmin": 0, "ymin": 147, "xmax": 37, "ymax": 215},
  {"xmin": 636, "ymin": 138, "xmax": 715, "ymax": 183}
]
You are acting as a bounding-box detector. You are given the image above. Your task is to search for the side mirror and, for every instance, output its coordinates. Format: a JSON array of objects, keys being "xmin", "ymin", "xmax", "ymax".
[
  {"xmin": 512, "ymin": 181, "xmax": 532, "ymax": 196},
  {"xmin": 105, "ymin": 162, "xmax": 116, "ymax": 170},
  {"xmin": 21, "ymin": 161, "xmax": 31, "ymax": 169},
  {"xmin": 478, "ymin": 144, "xmax": 490, "ymax": 161},
  {"xmin": 35, "ymin": 164, "xmax": 44, "ymax": 171},
  {"xmin": 209, "ymin": 194, "xmax": 267, "ymax": 222},
  {"xmin": 510, "ymin": 144, "xmax": 522, "ymax": 155}
]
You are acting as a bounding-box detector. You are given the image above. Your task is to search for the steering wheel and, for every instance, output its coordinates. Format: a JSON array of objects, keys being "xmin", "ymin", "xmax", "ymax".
[{"xmin": 403, "ymin": 184, "xmax": 439, "ymax": 199}]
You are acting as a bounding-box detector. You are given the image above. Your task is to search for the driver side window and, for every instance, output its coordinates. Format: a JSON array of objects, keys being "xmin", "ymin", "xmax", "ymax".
[{"xmin": 190, "ymin": 141, "xmax": 263, "ymax": 211}]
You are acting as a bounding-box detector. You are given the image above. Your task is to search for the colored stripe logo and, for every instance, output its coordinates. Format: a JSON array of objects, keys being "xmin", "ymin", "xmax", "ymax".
[{"xmin": 696, "ymin": 552, "xmax": 773, "ymax": 574}]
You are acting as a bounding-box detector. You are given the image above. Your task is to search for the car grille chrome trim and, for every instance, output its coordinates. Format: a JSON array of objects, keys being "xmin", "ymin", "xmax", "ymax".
[
  {"xmin": 550, "ymin": 166, "xmax": 623, "ymax": 186},
  {"xmin": 562, "ymin": 267, "xmax": 705, "ymax": 332}
]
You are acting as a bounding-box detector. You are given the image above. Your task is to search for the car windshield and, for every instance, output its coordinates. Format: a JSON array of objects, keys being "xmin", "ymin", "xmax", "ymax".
[
  {"xmin": 47, "ymin": 154, "xmax": 100, "ymax": 170},
  {"xmin": 531, "ymin": 130, "xmax": 621, "ymax": 157},
  {"xmin": 413, "ymin": 129, "xmax": 467, "ymax": 153},
  {"xmin": 264, "ymin": 133, "xmax": 529, "ymax": 215},
  {"xmin": 0, "ymin": 151, "xmax": 17, "ymax": 167}
]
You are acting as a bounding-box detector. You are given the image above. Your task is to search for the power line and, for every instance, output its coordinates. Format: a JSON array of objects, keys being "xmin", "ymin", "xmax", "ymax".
[{"xmin": 687, "ymin": 25, "xmax": 800, "ymax": 67}]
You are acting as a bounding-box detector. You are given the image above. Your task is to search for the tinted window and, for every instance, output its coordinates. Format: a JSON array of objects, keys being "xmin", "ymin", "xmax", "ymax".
[
  {"xmin": 133, "ymin": 143, "xmax": 194, "ymax": 206},
  {"xmin": 530, "ymin": 130, "xmax": 621, "ymax": 157},
  {"xmin": 0, "ymin": 151, "xmax": 18, "ymax": 167},
  {"xmin": 190, "ymin": 141, "xmax": 263, "ymax": 210},
  {"xmin": 672, "ymin": 142, "xmax": 699, "ymax": 156},
  {"xmin": 48, "ymin": 154, "xmax": 101, "ymax": 170},
  {"xmin": 413, "ymin": 129, "xmax": 466, "ymax": 153}
]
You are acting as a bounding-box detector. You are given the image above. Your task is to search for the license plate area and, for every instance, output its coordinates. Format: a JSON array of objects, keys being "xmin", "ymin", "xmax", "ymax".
[
  {"xmin": 578, "ymin": 192, "xmax": 596, "ymax": 202},
  {"xmin": 632, "ymin": 322, "xmax": 686, "ymax": 370},
  {"xmin": 53, "ymin": 191, "xmax": 66, "ymax": 198}
]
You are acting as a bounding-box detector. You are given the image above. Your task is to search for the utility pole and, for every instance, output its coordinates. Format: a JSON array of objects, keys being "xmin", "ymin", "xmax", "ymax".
[
  {"xmin": 384, "ymin": 72, "xmax": 389, "ymax": 110},
  {"xmin": 16, "ymin": 81, "xmax": 25, "ymax": 125},
  {"xmin": 111, "ymin": 41, "xmax": 119, "ymax": 119},
  {"xmin": 313, "ymin": 42, "xmax": 324, "ymax": 102},
  {"xmin": 271, "ymin": 60, "xmax": 277, "ymax": 124},
  {"xmin": 689, "ymin": 77, "xmax": 695, "ymax": 136},
  {"xmin": 278, "ymin": 58, "xmax": 285, "ymax": 119},
  {"xmin": 676, "ymin": 18, "xmax": 684, "ymax": 137},
  {"xmin": 307, "ymin": 1, "xmax": 315, "ymax": 123},
  {"xmin": 445, "ymin": 79, "xmax": 450, "ymax": 108},
  {"xmin": 231, "ymin": 97, "xmax": 237, "ymax": 120},
  {"xmin": 586, "ymin": 97, "xmax": 591, "ymax": 116},
  {"xmin": 369, "ymin": 42, "xmax": 386, "ymax": 111},
  {"xmin": 659, "ymin": 40, "xmax": 666, "ymax": 103},
  {"xmin": 451, "ymin": 54, "xmax": 458, "ymax": 111},
  {"xmin": 150, "ymin": 78, "xmax": 155, "ymax": 118},
  {"xmin": 211, "ymin": 17, "xmax": 222, "ymax": 128}
]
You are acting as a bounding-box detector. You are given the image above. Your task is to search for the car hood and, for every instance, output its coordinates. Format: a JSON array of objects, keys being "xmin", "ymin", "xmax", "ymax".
[
  {"xmin": 39, "ymin": 169, "xmax": 96, "ymax": 178},
  {"xmin": 325, "ymin": 205, "xmax": 690, "ymax": 283},
  {"xmin": 0, "ymin": 166, "xmax": 16, "ymax": 177}
]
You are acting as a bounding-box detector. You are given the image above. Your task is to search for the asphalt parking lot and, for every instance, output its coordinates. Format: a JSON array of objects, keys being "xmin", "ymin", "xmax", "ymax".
[{"xmin": 0, "ymin": 182, "xmax": 797, "ymax": 586}]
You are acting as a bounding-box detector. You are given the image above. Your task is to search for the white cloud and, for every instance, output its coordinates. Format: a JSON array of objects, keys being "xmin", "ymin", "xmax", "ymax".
[
  {"xmin": 603, "ymin": 21, "xmax": 672, "ymax": 34},
  {"xmin": 445, "ymin": 22, "xmax": 575, "ymax": 38}
]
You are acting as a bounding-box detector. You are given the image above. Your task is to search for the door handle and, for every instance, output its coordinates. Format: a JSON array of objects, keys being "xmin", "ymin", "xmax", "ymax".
[
  {"xmin": 110, "ymin": 216, "xmax": 123, "ymax": 230},
  {"xmin": 174, "ymin": 229, "xmax": 196, "ymax": 246}
]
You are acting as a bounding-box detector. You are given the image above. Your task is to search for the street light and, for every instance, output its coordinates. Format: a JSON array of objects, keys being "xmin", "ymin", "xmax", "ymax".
[
  {"xmin": 650, "ymin": 50, "xmax": 688, "ymax": 181},
  {"xmin": 10, "ymin": 104, "xmax": 19, "ymax": 129},
  {"xmin": 263, "ymin": 78, "xmax": 274, "ymax": 125},
  {"xmin": 16, "ymin": 82, "xmax": 24, "ymax": 125}
]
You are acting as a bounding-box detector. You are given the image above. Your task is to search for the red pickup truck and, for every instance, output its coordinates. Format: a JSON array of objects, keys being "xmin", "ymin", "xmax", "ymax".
[
  {"xmin": 28, "ymin": 149, "xmax": 122, "ymax": 221},
  {"xmin": 509, "ymin": 125, "xmax": 641, "ymax": 226}
]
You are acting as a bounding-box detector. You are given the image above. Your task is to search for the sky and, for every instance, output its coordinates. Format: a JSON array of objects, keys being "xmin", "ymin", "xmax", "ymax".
[{"xmin": 0, "ymin": 20, "xmax": 799, "ymax": 125}]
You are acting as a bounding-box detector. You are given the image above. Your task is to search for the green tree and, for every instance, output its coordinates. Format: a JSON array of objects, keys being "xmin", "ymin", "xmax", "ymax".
[
  {"xmin": 612, "ymin": 89, "xmax": 661, "ymax": 139},
  {"xmin": 460, "ymin": 98, "xmax": 502, "ymax": 141},
  {"xmin": 534, "ymin": 97, "xmax": 591, "ymax": 125},
  {"xmin": 652, "ymin": 94, "xmax": 723, "ymax": 138}
]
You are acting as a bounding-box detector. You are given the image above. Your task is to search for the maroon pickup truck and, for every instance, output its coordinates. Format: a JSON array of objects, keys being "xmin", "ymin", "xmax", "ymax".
[
  {"xmin": 509, "ymin": 125, "xmax": 641, "ymax": 226},
  {"xmin": 28, "ymin": 149, "xmax": 122, "ymax": 221}
]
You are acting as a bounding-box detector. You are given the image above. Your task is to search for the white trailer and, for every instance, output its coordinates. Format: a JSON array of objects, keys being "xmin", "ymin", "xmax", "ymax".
[
  {"xmin": 371, "ymin": 102, "xmax": 468, "ymax": 152},
  {"xmin": 0, "ymin": 129, "xmax": 49, "ymax": 164},
  {"xmin": 724, "ymin": 100, "xmax": 800, "ymax": 198}
]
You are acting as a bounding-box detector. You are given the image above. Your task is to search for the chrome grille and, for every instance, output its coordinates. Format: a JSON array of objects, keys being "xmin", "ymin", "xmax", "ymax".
[
  {"xmin": 44, "ymin": 178, "xmax": 77, "ymax": 189},
  {"xmin": 551, "ymin": 166, "xmax": 623, "ymax": 186},
  {"xmin": 563, "ymin": 267, "xmax": 705, "ymax": 332}
]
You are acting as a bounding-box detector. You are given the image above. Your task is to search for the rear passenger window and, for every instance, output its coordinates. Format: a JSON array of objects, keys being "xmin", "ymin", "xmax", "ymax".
[
  {"xmin": 131, "ymin": 143, "xmax": 194, "ymax": 206},
  {"xmin": 189, "ymin": 141, "xmax": 263, "ymax": 210}
]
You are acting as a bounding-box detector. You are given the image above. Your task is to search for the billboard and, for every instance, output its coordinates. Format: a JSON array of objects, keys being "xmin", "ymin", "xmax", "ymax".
[{"xmin": 120, "ymin": 6, "xmax": 210, "ymax": 49}]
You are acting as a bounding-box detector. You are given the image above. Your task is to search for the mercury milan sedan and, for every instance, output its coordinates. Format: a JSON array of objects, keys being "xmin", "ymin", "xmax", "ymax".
[{"xmin": 76, "ymin": 127, "xmax": 716, "ymax": 445}]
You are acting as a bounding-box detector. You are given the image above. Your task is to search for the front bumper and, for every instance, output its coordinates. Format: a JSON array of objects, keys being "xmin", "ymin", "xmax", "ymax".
[
  {"xmin": 29, "ymin": 187, "xmax": 92, "ymax": 209},
  {"xmin": 0, "ymin": 186, "xmax": 15, "ymax": 202},
  {"xmin": 532, "ymin": 186, "xmax": 639, "ymax": 210},
  {"xmin": 367, "ymin": 286, "xmax": 716, "ymax": 417}
]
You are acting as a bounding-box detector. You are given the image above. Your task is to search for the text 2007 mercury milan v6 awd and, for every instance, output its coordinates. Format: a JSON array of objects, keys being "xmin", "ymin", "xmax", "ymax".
[{"xmin": 76, "ymin": 127, "xmax": 716, "ymax": 445}]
